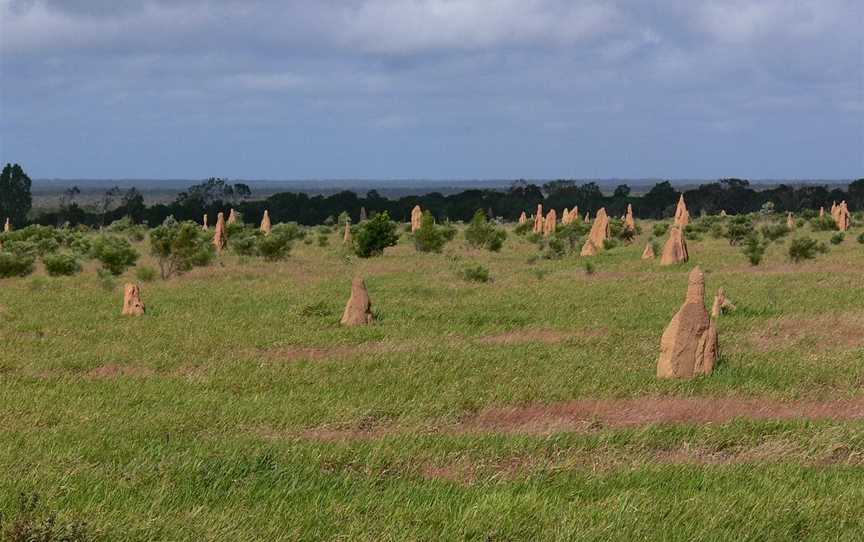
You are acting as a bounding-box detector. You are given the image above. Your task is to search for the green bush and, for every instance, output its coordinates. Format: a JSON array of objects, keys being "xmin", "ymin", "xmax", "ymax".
[
  {"xmin": 460, "ymin": 263, "xmax": 491, "ymax": 283},
  {"xmin": 513, "ymin": 221, "xmax": 532, "ymax": 236},
  {"xmin": 0, "ymin": 251, "xmax": 35, "ymax": 278},
  {"xmin": 135, "ymin": 266, "xmax": 157, "ymax": 282},
  {"xmin": 0, "ymin": 225, "xmax": 63, "ymax": 256},
  {"xmin": 857, "ymin": 232, "xmax": 864, "ymax": 244},
  {"xmin": 317, "ymin": 233, "xmax": 330, "ymax": 247},
  {"xmin": 107, "ymin": 216, "xmax": 146, "ymax": 241},
  {"xmin": 230, "ymin": 227, "xmax": 261, "ymax": 257},
  {"xmin": 725, "ymin": 216, "xmax": 754, "ymax": 246},
  {"xmin": 760, "ymin": 223, "xmax": 790, "ymax": 243},
  {"xmin": 810, "ymin": 215, "xmax": 838, "ymax": 232},
  {"xmin": 354, "ymin": 211, "xmax": 399, "ymax": 258},
  {"xmin": 90, "ymin": 235, "xmax": 139, "ymax": 276},
  {"xmin": 583, "ymin": 261, "xmax": 596, "ymax": 275},
  {"xmin": 43, "ymin": 253, "xmax": 82, "ymax": 276},
  {"xmin": 830, "ymin": 232, "xmax": 845, "ymax": 245},
  {"xmin": 413, "ymin": 211, "xmax": 448, "ymax": 253},
  {"xmin": 602, "ymin": 238, "xmax": 619, "ymax": 250},
  {"xmin": 150, "ymin": 218, "xmax": 215, "ymax": 278},
  {"xmin": 464, "ymin": 210, "xmax": 507, "ymax": 252},
  {"xmin": 742, "ymin": 235, "xmax": 767, "ymax": 266},
  {"xmin": 788, "ymin": 236, "xmax": 828, "ymax": 263},
  {"xmin": 257, "ymin": 225, "xmax": 297, "ymax": 261},
  {"xmin": 652, "ymin": 223, "xmax": 669, "ymax": 237}
]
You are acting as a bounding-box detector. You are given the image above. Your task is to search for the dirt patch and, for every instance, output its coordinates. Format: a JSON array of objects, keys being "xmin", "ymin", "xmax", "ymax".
[
  {"xmin": 258, "ymin": 341, "xmax": 416, "ymax": 363},
  {"xmin": 293, "ymin": 396, "xmax": 864, "ymax": 442},
  {"xmin": 746, "ymin": 312, "xmax": 864, "ymax": 352},
  {"xmin": 420, "ymin": 456, "xmax": 536, "ymax": 484},
  {"xmin": 464, "ymin": 397, "xmax": 864, "ymax": 435},
  {"xmin": 476, "ymin": 328, "xmax": 602, "ymax": 345},
  {"xmin": 86, "ymin": 363, "xmax": 156, "ymax": 379}
]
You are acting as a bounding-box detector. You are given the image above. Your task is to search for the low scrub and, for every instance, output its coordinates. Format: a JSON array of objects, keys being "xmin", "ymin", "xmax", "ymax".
[
  {"xmin": 464, "ymin": 210, "xmax": 506, "ymax": 252},
  {"xmin": 788, "ymin": 236, "xmax": 828, "ymax": 263},
  {"xmin": 0, "ymin": 251, "xmax": 35, "ymax": 278},
  {"xmin": 42, "ymin": 253, "xmax": 82, "ymax": 276},
  {"xmin": 90, "ymin": 234, "xmax": 139, "ymax": 276}
]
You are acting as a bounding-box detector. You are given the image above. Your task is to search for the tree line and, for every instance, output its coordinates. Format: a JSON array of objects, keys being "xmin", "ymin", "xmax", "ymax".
[{"xmin": 2, "ymin": 164, "xmax": 863, "ymax": 228}]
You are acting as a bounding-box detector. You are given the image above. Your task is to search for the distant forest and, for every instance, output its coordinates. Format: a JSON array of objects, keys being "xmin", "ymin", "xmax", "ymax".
[{"xmin": 27, "ymin": 177, "xmax": 864, "ymax": 227}]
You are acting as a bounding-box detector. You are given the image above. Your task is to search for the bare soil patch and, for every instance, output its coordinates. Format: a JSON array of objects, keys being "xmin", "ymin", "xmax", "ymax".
[
  {"xmin": 746, "ymin": 312, "xmax": 864, "ymax": 352},
  {"xmin": 476, "ymin": 328, "xmax": 603, "ymax": 345},
  {"xmin": 464, "ymin": 396, "xmax": 864, "ymax": 435},
  {"xmin": 293, "ymin": 396, "xmax": 864, "ymax": 442},
  {"xmin": 86, "ymin": 363, "xmax": 156, "ymax": 379},
  {"xmin": 258, "ymin": 341, "xmax": 416, "ymax": 363}
]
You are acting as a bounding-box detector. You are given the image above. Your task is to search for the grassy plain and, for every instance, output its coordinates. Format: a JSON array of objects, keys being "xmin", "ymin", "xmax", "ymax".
[{"xmin": 2, "ymin": 219, "xmax": 864, "ymax": 540}]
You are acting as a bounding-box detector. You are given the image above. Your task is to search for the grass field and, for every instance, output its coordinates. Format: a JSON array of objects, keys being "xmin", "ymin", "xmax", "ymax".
[{"xmin": 2, "ymin": 219, "xmax": 864, "ymax": 540}]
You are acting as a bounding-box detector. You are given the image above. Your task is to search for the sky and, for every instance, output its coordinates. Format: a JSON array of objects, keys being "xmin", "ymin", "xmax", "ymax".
[{"xmin": 0, "ymin": 0, "xmax": 862, "ymax": 181}]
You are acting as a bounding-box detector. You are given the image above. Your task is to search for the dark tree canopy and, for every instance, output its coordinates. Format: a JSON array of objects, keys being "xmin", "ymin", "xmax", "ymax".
[{"xmin": 0, "ymin": 163, "xmax": 33, "ymax": 226}]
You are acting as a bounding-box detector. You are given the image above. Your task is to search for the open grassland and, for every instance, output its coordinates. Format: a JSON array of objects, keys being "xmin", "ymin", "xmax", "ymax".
[{"xmin": 2, "ymin": 220, "xmax": 864, "ymax": 540}]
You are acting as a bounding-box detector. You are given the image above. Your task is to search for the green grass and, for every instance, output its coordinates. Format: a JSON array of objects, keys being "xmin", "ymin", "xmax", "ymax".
[{"xmin": 2, "ymin": 220, "xmax": 864, "ymax": 540}]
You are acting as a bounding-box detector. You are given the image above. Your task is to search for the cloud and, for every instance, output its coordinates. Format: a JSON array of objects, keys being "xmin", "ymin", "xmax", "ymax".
[{"xmin": 0, "ymin": 0, "xmax": 861, "ymax": 178}]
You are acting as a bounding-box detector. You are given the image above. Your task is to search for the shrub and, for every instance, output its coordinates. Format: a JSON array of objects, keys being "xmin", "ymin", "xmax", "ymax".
[
  {"xmin": 317, "ymin": 233, "xmax": 330, "ymax": 247},
  {"xmin": 135, "ymin": 266, "xmax": 157, "ymax": 282},
  {"xmin": 0, "ymin": 225, "xmax": 63, "ymax": 256},
  {"xmin": 725, "ymin": 216, "xmax": 754, "ymax": 246},
  {"xmin": 413, "ymin": 211, "xmax": 449, "ymax": 253},
  {"xmin": 555, "ymin": 223, "xmax": 589, "ymax": 252},
  {"xmin": 541, "ymin": 236, "xmax": 566, "ymax": 260},
  {"xmin": 43, "ymin": 253, "xmax": 82, "ymax": 276},
  {"xmin": 742, "ymin": 235, "xmax": 767, "ymax": 266},
  {"xmin": 830, "ymin": 232, "xmax": 845, "ymax": 245},
  {"xmin": 0, "ymin": 251, "xmax": 35, "ymax": 278},
  {"xmin": 256, "ymin": 224, "xmax": 303, "ymax": 261},
  {"xmin": 464, "ymin": 210, "xmax": 507, "ymax": 252},
  {"xmin": 150, "ymin": 219, "xmax": 215, "ymax": 278},
  {"xmin": 231, "ymin": 230, "xmax": 260, "ymax": 256},
  {"xmin": 583, "ymin": 261, "xmax": 595, "ymax": 275},
  {"xmin": 90, "ymin": 235, "xmax": 139, "ymax": 275},
  {"xmin": 810, "ymin": 215, "xmax": 838, "ymax": 232},
  {"xmin": 857, "ymin": 232, "xmax": 864, "ymax": 244},
  {"xmin": 460, "ymin": 263, "xmax": 491, "ymax": 283},
  {"xmin": 788, "ymin": 236, "xmax": 828, "ymax": 263},
  {"xmin": 440, "ymin": 222, "xmax": 458, "ymax": 242},
  {"xmin": 602, "ymin": 238, "xmax": 619, "ymax": 250},
  {"xmin": 652, "ymin": 223, "xmax": 669, "ymax": 237},
  {"xmin": 760, "ymin": 223, "xmax": 790, "ymax": 243},
  {"xmin": 514, "ymin": 221, "xmax": 532, "ymax": 236},
  {"xmin": 107, "ymin": 216, "xmax": 146, "ymax": 241},
  {"xmin": 354, "ymin": 211, "xmax": 400, "ymax": 258}
]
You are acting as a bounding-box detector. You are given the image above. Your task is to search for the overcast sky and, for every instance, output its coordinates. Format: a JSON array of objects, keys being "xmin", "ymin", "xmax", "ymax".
[{"xmin": 1, "ymin": 0, "xmax": 862, "ymax": 180}]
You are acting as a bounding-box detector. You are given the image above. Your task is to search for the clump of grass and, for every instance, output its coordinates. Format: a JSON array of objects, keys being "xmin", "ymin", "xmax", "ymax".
[
  {"xmin": 830, "ymin": 232, "xmax": 845, "ymax": 245},
  {"xmin": 1, "ymin": 493, "xmax": 96, "ymax": 542},
  {"xmin": 460, "ymin": 263, "xmax": 491, "ymax": 283},
  {"xmin": 857, "ymin": 232, "xmax": 864, "ymax": 244},
  {"xmin": 583, "ymin": 261, "xmax": 596, "ymax": 275}
]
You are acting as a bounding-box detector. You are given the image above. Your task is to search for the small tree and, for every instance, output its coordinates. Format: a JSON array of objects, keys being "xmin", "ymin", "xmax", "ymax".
[
  {"xmin": 725, "ymin": 216, "xmax": 754, "ymax": 246},
  {"xmin": 150, "ymin": 218, "xmax": 215, "ymax": 279},
  {"xmin": 90, "ymin": 235, "xmax": 139, "ymax": 275},
  {"xmin": 0, "ymin": 163, "xmax": 33, "ymax": 227},
  {"xmin": 741, "ymin": 234, "xmax": 767, "ymax": 266},
  {"xmin": 464, "ymin": 210, "xmax": 507, "ymax": 252},
  {"xmin": 354, "ymin": 211, "xmax": 399, "ymax": 258},
  {"xmin": 788, "ymin": 236, "xmax": 828, "ymax": 263},
  {"xmin": 256, "ymin": 224, "xmax": 297, "ymax": 261},
  {"xmin": 413, "ymin": 211, "xmax": 447, "ymax": 253}
]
